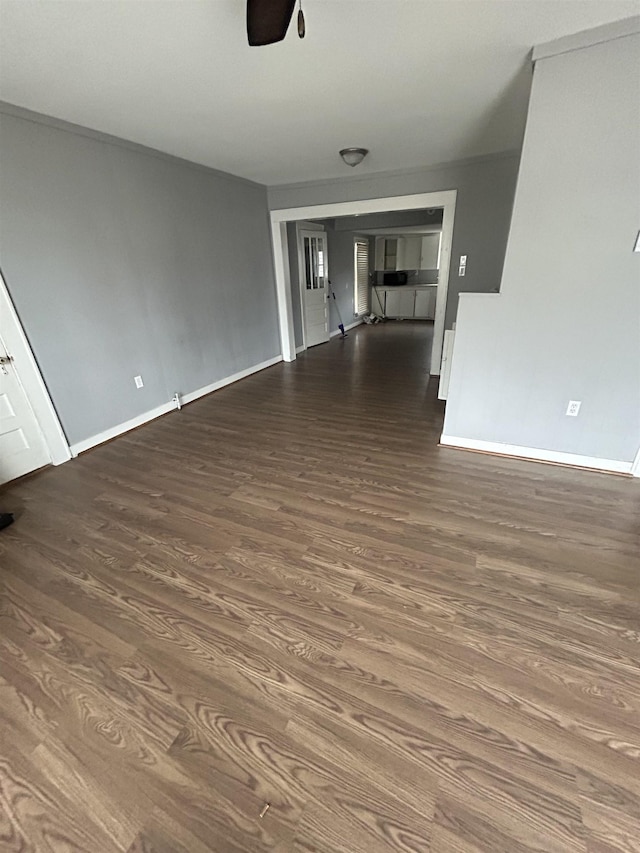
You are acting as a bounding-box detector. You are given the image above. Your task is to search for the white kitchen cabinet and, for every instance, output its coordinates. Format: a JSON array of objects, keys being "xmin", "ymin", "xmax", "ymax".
[
  {"xmin": 375, "ymin": 237, "xmax": 405, "ymax": 271},
  {"xmin": 383, "ymin": 289, "xmax": 402, "ymax": 317},
  {"xmin": 385, "ymin": 238, "xmax": 399, "ymax": 270},
  {"xmin": 401, "ymin": 237, "xmax": 422, "ymax": 270},
  {"xmin": 420, "ymin": 233, "xmax": 441, "ymax": 269},
  {"xmin": 375, "ymin": 233, "xmax": 442, "ymax": 271},
  {"xmin": 374, "ymin": 285, "xmax": 437, "ymax": 319},
  {"xmin": 414, "ymin": 288, "xmax": 435, "ymax": 319},
  {"xmin": 399, "ymin": 288, "xmax": 417, "ymax": 316},
  {"xmin": 385, "ymin": 288, "xmax": 416, "ymax": 317}
]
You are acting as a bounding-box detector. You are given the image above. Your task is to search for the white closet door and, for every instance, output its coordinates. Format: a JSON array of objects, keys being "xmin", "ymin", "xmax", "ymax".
[{"xmin": 0, "ymin": 332, "xmax": 50, "ymax": 484}]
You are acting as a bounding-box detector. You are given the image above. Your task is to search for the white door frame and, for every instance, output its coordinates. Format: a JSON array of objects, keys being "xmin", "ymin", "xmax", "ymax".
[
  {"xmin": 0, "ymin": 270, "xmax": 71, "ymax": 466},
  {"xmin": 296, "ymin": 222, "xmax": 326, "ymax": 352},
  {"xmin": 270, "ymin": 190, "xmax": 457, "ymax": 373}
]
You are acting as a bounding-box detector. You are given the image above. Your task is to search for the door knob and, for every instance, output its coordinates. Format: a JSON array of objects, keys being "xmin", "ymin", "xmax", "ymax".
[{"xmin": 0, "ymin": 354, "xmax": 14, "ymax": 365}]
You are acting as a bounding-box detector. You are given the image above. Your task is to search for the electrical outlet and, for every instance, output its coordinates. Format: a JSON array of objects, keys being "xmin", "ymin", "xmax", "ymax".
[
  {"xmin": 566, "ymin": 400, "xmax": 581, "ymax": 417},
  {"xmin": 134, "ymin": 375, "xmax": 144, "ymax": 389},
  {"xmin": 458, "ymin": 265, "xmax": 466, "ymax": 276}
]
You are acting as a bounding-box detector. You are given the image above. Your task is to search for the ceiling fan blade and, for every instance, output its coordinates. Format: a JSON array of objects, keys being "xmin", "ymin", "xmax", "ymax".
[{"xmin": 247, "ymin": 0, "xmax": 296, "ymax": 46}]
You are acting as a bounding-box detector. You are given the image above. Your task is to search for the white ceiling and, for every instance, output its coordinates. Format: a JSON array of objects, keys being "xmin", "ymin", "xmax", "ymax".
[{"xmin": 0, "ymin": 1, "xmax": 636, "ymax": 185}]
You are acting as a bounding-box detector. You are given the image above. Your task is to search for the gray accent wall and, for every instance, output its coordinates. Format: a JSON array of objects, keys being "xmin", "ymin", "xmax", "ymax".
[
  {"xmin": 268, "ymin": 153, "xmax": 520, "ymax": 330},
  {"xmin": 326, "ymin": 228, "xmax": 360, "ymax": 333},
  {"xmin": 0, "ymin": 107, "xmax": 280, "ymax": 446},
  {"xmin": 443, "ymin": 32, "xmax": 640, "ymax": 464}
]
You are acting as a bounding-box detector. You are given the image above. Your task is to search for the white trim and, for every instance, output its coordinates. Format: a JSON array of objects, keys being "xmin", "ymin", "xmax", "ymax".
[
  {"xmin": 267, "ymin": 150, "xmax": 519, "ymax": 196},
  {"xmin": 0, "ymin": 269, "xmax": 71, "ymax": 466},
  {"xmin": 438, "ymin": 329, "xmax": 456, "ymax": 400},
  {"xmin": 331, "ymin": 318, "xmax": 363, "ymax": 338},
  {"xmin": 296, "ymin": 345, "xmax": 306, "ymax": 354},
  {"xmin": 180, "ymin": 355, "xmax": 282, "ymax": 405},
  {"xmin": 533, "ymin": 15, "xmax": 640, "ymax": 63},
  {"xmin": 270, "ymin": 190, "xmax": 457, "ymax": 375},
  {"xmin": 71, "ymin": 401, "xmax": 176, "ymax": 456},
  {"xmin": 0, "ymin": 102, "xmax": 264, "ymax": 191},
  {"xmin": 271, "ymin": 222, "xmax": 296, "ymax": 362},
  {"xmin": 631, "ymin": 447, "xmax": 640, "ymax": 478},
  {"xmin": 439, "ymin": 435, "xmax": 633, "ymax": 475},
  {"xmin": 70, "ymin": 355, "xmax": 282, "ymax": 456},
  {"xmin": 270, "ymin": 191, "xmax": 457, "ymax": 226}
]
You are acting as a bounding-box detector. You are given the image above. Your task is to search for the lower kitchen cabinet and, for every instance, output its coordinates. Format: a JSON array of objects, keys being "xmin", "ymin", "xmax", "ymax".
[{"xmin": 374, "ymin": 286, "xmax": 436, "ymax": 319}]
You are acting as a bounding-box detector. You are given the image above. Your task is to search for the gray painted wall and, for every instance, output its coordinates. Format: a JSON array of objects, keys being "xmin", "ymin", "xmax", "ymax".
[
  {"xmin": 326, "ymin": 228, "xmax": 361, "ymax": 332},
  {"xmin": 443, "ymin": 32, "xmax": 640, "ymax": 463},
  {"xmin": 268, "ymin": 153, "xmax": 520, "ymax": 330},
  {"xmin": 0, "ymin": 107, "xmax": 280, "ymax": 446}
]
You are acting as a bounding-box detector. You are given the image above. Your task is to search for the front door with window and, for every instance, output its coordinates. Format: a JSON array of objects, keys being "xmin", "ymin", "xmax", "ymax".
[{"xmin": 300, "ymin": 230, "xmax": 330, "ymax": 348}]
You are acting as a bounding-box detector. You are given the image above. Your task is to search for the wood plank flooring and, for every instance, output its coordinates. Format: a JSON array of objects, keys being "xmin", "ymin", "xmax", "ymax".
[{"xmin": 1, "ymin": 320, "xmax": 639, "ymax": 853}]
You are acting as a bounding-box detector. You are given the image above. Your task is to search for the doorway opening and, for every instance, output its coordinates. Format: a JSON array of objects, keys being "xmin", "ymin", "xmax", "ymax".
[{"xmin": 270, "ymin": 190, "xmax": 457, "ymax": 374}]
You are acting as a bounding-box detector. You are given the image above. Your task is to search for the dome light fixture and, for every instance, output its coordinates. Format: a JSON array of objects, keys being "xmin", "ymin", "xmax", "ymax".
[{"xmin": 339, "ymin": 147, "xmax": 369, "ymax": 167}]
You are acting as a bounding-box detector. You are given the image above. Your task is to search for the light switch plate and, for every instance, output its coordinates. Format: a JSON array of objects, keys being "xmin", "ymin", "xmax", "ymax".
[
  {"xmin": 134, "ymin": 375, "xmax": 144, "ymax": 389},
  {"xmin": 458, "ymin": 265, "xmax": 466, "ymax": 277}
]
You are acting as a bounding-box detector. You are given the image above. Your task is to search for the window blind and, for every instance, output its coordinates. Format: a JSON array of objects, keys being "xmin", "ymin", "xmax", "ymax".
[{"xmin": 354, "ymin": 240, "xmax": 370, "ymax": 316}]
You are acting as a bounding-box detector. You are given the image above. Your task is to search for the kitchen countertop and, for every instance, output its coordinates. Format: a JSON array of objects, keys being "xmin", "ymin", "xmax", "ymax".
[{"xmin": 373, "ymin": 283, "xmax": 437, "ymax": 290}]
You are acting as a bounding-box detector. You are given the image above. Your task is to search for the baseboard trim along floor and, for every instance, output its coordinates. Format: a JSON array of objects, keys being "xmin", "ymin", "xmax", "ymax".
[
  {"xmin": 330, "ymin": 318, "xmax": 364, "ymax": 338},
  {"xmin": 70, "ymin": 354, "xmax": 283, "ymax": 456},
  {"xmin": 439, "ymin": 434, "xmax": 634, "ymax": 476}
]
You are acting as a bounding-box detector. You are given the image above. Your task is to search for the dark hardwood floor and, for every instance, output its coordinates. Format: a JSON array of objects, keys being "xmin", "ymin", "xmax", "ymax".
[{"xmin": 1, "ymin": 321, "xmax": 639, "ymax": 853}]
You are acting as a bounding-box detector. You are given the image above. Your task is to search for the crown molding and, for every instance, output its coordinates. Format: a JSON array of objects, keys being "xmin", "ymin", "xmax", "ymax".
[
  {"xmin": 533, "ymin": 15, "xmax": 640, "ymax": 63},
  {"xmin": 0, "ymin": 101, "xmax": 264, "ymax": 190}
]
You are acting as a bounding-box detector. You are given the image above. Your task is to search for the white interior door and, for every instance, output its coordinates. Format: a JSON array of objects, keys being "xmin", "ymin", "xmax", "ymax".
[
  {"xmin": 0, "ymin": 333, "xmax": 50, "ymax": 484},
  {"xmin": 300, "ymin": 230, "xmax": 330, "ymax": 348}
]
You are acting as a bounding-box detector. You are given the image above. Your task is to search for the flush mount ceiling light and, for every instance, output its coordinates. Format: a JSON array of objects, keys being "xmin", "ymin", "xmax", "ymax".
[{"xmin": 340, "ymin": 148, "xmax": 369, "ymax": 167}]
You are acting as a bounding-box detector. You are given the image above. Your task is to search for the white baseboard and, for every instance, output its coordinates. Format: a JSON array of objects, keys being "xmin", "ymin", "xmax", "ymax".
[
  {"xmin": 70, "ymin": 354, "xmax": 283, "ymax": 456},
  {"xmin": 632, "ymin": 447, "xmax": 640, "ymax": 478},
  {"xmin": 296, "ymin": 345, "xmax": 305, "ymax": 354},
  {"xmin": 179, "ymin": 355, "xmax": 282, "ymax": 406},
  {"xmin": 331, "ymin": 318, "xmax": 363, "ymax": 338},
  {"xmin": 439, "ymin": 435, "xmax": 634, "ymax": 475},
  {"xmin": 70, "ymin": 402, "xmax": 174, "ymax": 456}
]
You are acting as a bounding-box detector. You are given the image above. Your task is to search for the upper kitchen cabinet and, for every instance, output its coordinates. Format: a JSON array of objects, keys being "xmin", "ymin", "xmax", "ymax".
[
  {"xmin": 402, "ymin": 236, "xmax": 423, "ymax": 269},
  {"xmin": 375, "ymin": 236, "xmax": 411, "ymax": 271},
  {"xmin": 374, "ymin": 233, "xmax": 441, "ymax": 270},
  {"xmin": 375, "ymin": 237, "xmax": 400, "ymax": 271},
  {"xmin": 419, "ymin": 233, "xmax": 441, "ymax": 269}
]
